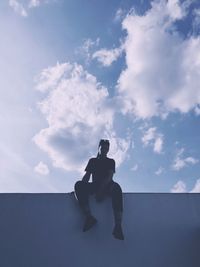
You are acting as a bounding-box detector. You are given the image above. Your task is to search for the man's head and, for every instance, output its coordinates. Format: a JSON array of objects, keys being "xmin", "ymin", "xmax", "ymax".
[{"xmin": 98, "ymin": 139, "xmax": 110, "ymax": 158}]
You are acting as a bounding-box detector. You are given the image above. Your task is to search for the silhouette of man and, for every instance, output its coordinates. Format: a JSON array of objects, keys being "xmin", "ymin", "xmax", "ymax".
[{"xmin": 74, "ymin": 139, "xmax": 124, "ymax": 240}]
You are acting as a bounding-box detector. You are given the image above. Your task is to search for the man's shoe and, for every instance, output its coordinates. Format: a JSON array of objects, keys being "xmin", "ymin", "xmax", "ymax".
[
  {"xmin": 112, "ymin": 224, "xmax": 124, "ymax": 240},
  {"xmin": 83, "ymin": 215, "xmax": 97, "ymax": 232}
]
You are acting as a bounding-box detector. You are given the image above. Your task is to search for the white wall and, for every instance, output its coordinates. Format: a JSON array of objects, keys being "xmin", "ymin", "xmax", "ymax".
[{"xmin": 0, "ymin": 193, "xmax": 200, "ymax": 267}]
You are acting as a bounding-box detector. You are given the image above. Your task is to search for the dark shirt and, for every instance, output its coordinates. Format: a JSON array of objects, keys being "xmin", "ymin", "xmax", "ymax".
[{"xmin": 85, "ymin": 157, "xmax": 115, "ymax": 185}]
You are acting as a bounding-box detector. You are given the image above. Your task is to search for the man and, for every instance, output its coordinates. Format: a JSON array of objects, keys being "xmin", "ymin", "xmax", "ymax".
[{"xmin": 74, "ymin": 139, "xmax": 124, "ymax": 240}]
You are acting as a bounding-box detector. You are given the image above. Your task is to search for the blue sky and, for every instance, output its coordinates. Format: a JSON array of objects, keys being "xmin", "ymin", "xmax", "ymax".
[{"xmin": 1, "ymin": 0, "xmax": 200, "ymax": 192}]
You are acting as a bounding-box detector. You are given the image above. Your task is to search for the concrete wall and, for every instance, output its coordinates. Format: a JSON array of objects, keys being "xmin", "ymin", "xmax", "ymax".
[{"xmin": 0, "ymin": 193, "xmax": 200, "ymax": 267}]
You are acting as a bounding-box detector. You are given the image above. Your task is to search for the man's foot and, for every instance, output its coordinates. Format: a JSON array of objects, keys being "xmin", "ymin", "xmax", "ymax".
[
  {"xmin": 83, "ymin": 215, "xmax": 97, "ymax": 232},
  {"xmin": 112, "ymin": 224, "xmax": 124, "ymax": 240}
]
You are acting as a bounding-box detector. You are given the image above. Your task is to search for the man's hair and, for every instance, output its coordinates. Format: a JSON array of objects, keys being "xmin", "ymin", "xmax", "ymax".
[
  {"xmin": 98, "ymin": 139, "xmax": 110, "ymax": 148},
  {"xmin": 96, "ymin": 139, "xmax": 110, "ymax": 158}
]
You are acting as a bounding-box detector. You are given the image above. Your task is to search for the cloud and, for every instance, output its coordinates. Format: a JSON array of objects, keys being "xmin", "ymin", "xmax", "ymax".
[
  {"xmin": 194, "ymin": 105, "xmax": 200, "ymax": 115},
  {"xmin": 131, "ymin": 164, "xmax": 138, "ymax": 171},
  {"xmin": 172, "ymin": 178, "xmax": 200, "ymax": 193},
  {"xmin": 33, "ymin": 62, "xmax": 130, "ymax": 173},
  {"xmin": 166, "ymin": 0, "xmax": 191, "ymax": 20},
  {"xmin": 155, "ymin": 167, "xmax": 164, "ymax": 175},
  {"xmin": 193, "ymin": 8, "xmax": 200, "ymax": 33},
  {"xmin": 190, "ymin": 179, "xmax": 200, "ymax": 193},
  {"xmin": 171, "ymin": 180, "xmax": 187, "ymax": 193},
  {"xmin": 0, "ymin": 144, "xmax": 56, "ymax": 192},
  {"xmin": 92, "ymin": 47, "xmax": 123, "ymax": 67},
  {"xmin": 34, "ymin": 161, "xmax": 50, "ymax": 175},
  {"xmin": 154, "ymin": 136, "xmax": 163, "ymax": 154},
  {"xmin": 28, "ymin": 0, "xmax": 42, "ymax": 8},
  {"xmin": 9, "ymin": 0, "xmax": 50, "ymax": 16},
  {"xmin": 35, "ymin": 62, "xmax": 72, "ymax": 92},
  {"xmin": 76, "ymin": 38, "xmax": 100, "ymax": 64},
  {"xmin": 141, "ymin": 127, "xmax": 164, "ymax": 154},
  {"xmin": 117, "ymin": 0, "xmax": 200, "ymax": 119},
  {"xmin": 114, "ymin": 8, "xmax": 126, "ymax": 22},
  {"xmin": 9, "ymin": 0, "xmax": 28, "ymax": 17},
  {"xmin": 172, "ymin": 148, "xmax": 199, "ymax": 171}
]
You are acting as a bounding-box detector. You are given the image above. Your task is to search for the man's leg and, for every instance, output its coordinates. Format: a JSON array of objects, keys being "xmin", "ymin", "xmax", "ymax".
[
  {"xmin": 74, "ymin": 181, "xmax": 97, "ymax": 231},
  {"xmin": 110, "ymin": 182, "xmax": 124, "ymax": 240},
  {"xmin": 74, "ymin": 181, "xmax": 92, "ymax": 216}
]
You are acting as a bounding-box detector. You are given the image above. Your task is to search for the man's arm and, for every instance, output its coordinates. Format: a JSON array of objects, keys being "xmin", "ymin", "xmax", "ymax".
[
  {"xmin": 82, "ymin": 171, "xmax": 91, "ymax": 183},
  {"xmin": 82, "ymin": 158, "xmax": 93, "ymax": 182}
]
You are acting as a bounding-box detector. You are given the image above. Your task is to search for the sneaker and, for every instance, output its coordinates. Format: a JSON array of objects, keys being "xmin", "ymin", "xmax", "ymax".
[
  {"xmin": 83, "ymin": 215, "xmax": 97, "ymax": 232},
  {"xmin": 112, "ymin": 224, "xmax": 124, "ymax": 240}
]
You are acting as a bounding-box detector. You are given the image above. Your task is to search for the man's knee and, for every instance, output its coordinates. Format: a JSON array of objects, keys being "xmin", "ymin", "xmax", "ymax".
[
  {"xmin": 74, "ymin": 180, "xmax": 86, "ymax": 192},
  {"xmin": 111, "ymin": 182, "xmax": 122, "ymax": 195}
]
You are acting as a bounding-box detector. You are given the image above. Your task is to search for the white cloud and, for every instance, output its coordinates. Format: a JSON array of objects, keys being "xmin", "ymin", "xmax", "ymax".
[
  {"xmin": 0, "ymin": 144, "xmax": 56, "ymax": 192},
  {"xmin": 171, "ymin": 180, "xmax": 187, "ymax": 193},
  {"xmin": 34, "ymin": 161, "xmax": 50, "ymax": 175},
  {"xmin": 77, "ymin": 38, "xmax": 100, "ymax": 64},
  {"xmin": 9, "ymin": 0, "xmax": 28, "ymax": 17},
  {"xmin": 193, "ymin": 8, "xmax": 200, "ymax": 33},
  {"xmin": 9, "ymin": 0, "xmax": 50, "ymax": 16},
  {"xmin": 131, "ymin": 164, "xmax": 138, "ymax": 171},
  {"xmin": 172, "ymin": 148, "xmax": 199, "ymax": 171},
  {"xmin": 155, "ymin": 167, "xmax": 164, "ymax": 175},
  {"xmin": 190, "ymin": 179, "xmax": 200, "ymax": 193},
  {"xmin": 29, "ymin": 0, "xmax": 42, "ymax": 8},
  {"xmin": 166, "ymin": 0, "xmax": 191, "ymax": 20},
  {"xmin": 194, "ymin": 105, "xmax": 200, "ymax": 115},
  {"xmin": 141, "ymin": 127, "xmax": 164, "ymax": 154},
  {"xmin": 117, "ymin": 0, "xmax": 200, "ymax": 119},
  {"xmin": 172, "ymin": 178, "xmax": 200, "ymax": 193},
  {"xmin": 114, "ymin": 8, "xmax": 126, "ymax": 22},
  {"xmin": 154, "ymin": 136, "xmax": 163, "ymax": 154},
  {"xmin": 33, "ymin": 62, "xmax": 130, "ymax": 173},
  {"xmin": 92, "ymin": 47, "xmax": 123, "ymax": 67},
  {"xmin": 172, "ymin": 158, "xmax": 185, "ymax": 170},
  {"xmin": 35, "ymin": 62, "xmax": 72, "ymax": 92}
]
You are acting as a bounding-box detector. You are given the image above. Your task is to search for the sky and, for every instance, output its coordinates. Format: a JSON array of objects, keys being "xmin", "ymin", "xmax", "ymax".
[{"xmin": 1, "ymin": 0, "xmax": 200, "ymax": 193}]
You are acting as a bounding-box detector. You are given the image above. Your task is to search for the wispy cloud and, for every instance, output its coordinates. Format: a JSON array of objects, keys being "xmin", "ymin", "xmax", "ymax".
[
  {"xmin": 35, "ymin": 62, "xmax": 72, "ymax": 92},
  {"xmin": 194, "ymin": 105, "xmax": 200, "ymax": 115},
  {"xmin": 170, "ymin": 180, "xmax": 187, "ymax": 193},
  {"xmin": 29, "ymin": 0, "xmax": 42, "ymax": 8},
  {"xmin": 193, "ymin": 8, "xmax": 200, "ymax": 34},
  {"xmin": 131, "ymin": 164, "xmax": 138, "ymax": 171},
  {"xmin": 141, "ymin": 127, "xmax": 164, "ymax": 154},
  {"xmin": 117, "ymin": 0, "xmax": 200, "ymax": 118},
  {"xmin": 9, "ymin": 0, "xmax": 50, "ymax": 17},
  {"xmin": 34, "ymin": 161, "xmax": 50, "ymax": 175},
  {"xmin": 172, "ymin": 148, "xmax": 199, "ymax": 171},
  {"xmin": 171, "ymin": 178, "xmax": 200, "ymax": 193},
  {"xmin": 92, "ymin": 46, "xmax": 123, "ymax": 67},
  {"xmin": 114, "ymin": 8, "xmax": 126, "ymax": 22},
  {"xmin": 0, "ymin": 144, "xmax": 55, "ymax": 192},
  {"xmin": 155, "ymin": 167, "xmax": 164, "ymax": 175},
  {"xmin": 76, "ymin": 38, "xmax": 100, "ymax": 64},
  {"xmin": 34, "ymin": 62, "xmax": 130, "ymax": 173},
  {"xmin": 9, "ymin": 0, "xmax": 28, "ymax": 17},
  {"xmin": 190, "ymin": 179, "xmax": 200, "ymax": 193}
]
